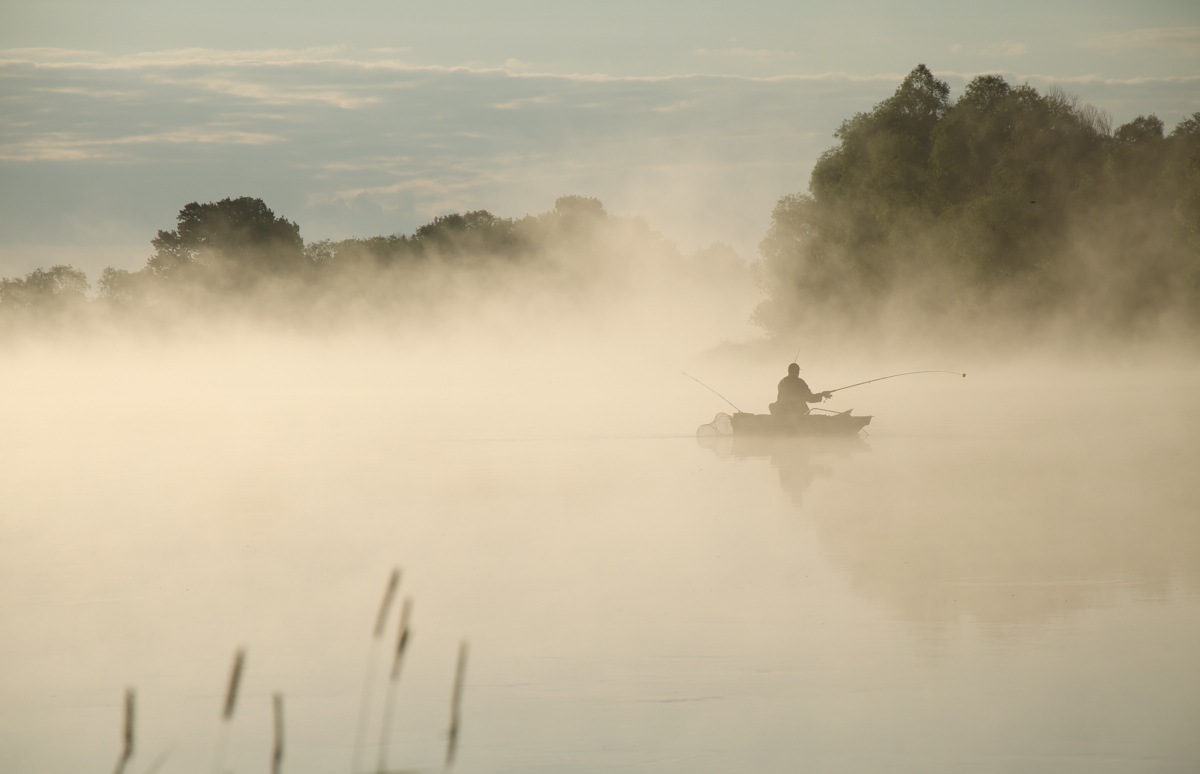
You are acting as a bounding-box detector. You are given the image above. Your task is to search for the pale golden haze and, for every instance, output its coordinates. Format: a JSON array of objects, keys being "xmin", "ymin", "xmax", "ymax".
[{"xmin": 1, "ymin": 1, "xmax": 1199, "ymax": 772}]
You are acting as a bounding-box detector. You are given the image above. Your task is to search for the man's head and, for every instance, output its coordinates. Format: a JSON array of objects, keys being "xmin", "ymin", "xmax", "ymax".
[{"xmin": 787, "ymin": 363, "xmax": 800, "ymax": 377}]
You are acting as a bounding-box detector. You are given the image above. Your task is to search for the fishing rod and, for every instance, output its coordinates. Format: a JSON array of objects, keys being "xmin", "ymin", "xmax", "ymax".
[
  {"xmin": 826, "ymin": 370, "xmax": 965, "ymax": 396},
  {"xmin": 682, "ymin": 372, "xmax": 743, "ymax": 413}
]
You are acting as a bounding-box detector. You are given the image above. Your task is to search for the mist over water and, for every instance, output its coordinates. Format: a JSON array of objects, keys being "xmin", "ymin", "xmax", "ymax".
[
  {"xmin": 0, "ymin": 317, "xmax": 1197, "ymax": 773},
  {"xmin": 2, "ymin": 55, "xmax": 1200, "ymax": 774}
]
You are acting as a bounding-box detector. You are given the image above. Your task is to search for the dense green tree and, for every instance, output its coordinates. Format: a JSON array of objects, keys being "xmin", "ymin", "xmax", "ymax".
[
  {"xmin": 97, "ymin": 267, "xmax": 142, "ymax": 304},
  {"xmin": 756, "ymin": 64, "xmax": 1200, "ymax": 333},
  {"xmin": 552, "ymin": 195, "xmax": 606, "ymax": 220},
  {"xmin": 311, "ymin": 195, "xmax": 613, "ymax": 274},
  {"xmin": 147, "ymin": 197, "xmax": 305, "ymax": 285},
  {"xmin": 0, "ymin": 265, "xmax": 89, "ymax": 311},
  {"xmin": 1178, "ymin": 128, "xmax": 1200, "ymax": 238},
  {"xmin": 1115, "ymin": 114, "xmax": 1165, "ymax": 145}
]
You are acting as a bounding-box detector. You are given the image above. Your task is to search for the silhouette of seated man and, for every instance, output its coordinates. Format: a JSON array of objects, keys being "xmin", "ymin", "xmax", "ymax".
[{"xmin": 769, "ymin": 363, "xmax": 831, "ymax": 417}]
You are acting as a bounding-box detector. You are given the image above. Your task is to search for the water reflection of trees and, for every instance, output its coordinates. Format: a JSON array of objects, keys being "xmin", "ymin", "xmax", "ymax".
[
  {"xmin": 807, "ymin": 440, "xmax": 1200, "ymax": 627},
  {"xmin": 700, "ymin": 432, "xmax": 1200, "ymax": 627}
]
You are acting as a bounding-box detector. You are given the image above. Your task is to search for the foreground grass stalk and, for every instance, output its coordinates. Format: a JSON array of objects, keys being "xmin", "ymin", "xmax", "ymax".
[
  {"xmin": 211, "ymin": 648, "xmax": 245, "ymax": 774},
  {"xmin": 272, "ymin": 693, "xmax": 285, "ymax": 774},
  {"xmin": 375, "ymin": 598, "xmax": 413, "ymax": 774},
  {"xmin": 350, "ymin": 568, "xmax": 401, "ymax": 774},
  {"xmin": 112, "ymin": 687, "xmax": 135, "ymax": 774},
  {"xmin": 444, "ymin": 641, "xmax": 468, "ymax": 772}
]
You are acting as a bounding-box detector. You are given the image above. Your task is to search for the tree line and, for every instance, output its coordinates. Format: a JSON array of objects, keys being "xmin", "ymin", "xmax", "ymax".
[
  {"xmin": 0, "ymin": 194, "xmax": 750, "ymax": 324},
  {"xmin": 4, "ymin": 66, "xmax": 1198, "ymax": 337},
  {"xmin": 754, "ymin": 64, "xmax": 1200, "ymax": 334},
  {"xmin": 97, "ymin": 194, "xmax": 621, "ymax": 307}
]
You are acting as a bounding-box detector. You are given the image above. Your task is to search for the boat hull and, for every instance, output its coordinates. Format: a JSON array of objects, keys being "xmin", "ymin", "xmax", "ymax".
[{"xmin": 729, "ymin": 411, "xmax": 871, "ymax": 437}]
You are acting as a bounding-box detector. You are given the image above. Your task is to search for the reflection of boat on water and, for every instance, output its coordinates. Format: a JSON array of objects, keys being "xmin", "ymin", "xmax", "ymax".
[
  {"xmin": 697, "ymin": 431, "xmax": 871, "ymax": 459},
  {"xmin": 696, "ymin": 410, "xmax": 871, "ymax": 438},
  {"xmin": 697, "ymin": 431, "xmax": 870, "ymax": 505}
]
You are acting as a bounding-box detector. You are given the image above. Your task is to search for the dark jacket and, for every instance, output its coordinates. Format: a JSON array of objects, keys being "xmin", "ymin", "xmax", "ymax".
[{"xmin": 771, "ymin": 375, "xmax": 821, "ymax": 416}]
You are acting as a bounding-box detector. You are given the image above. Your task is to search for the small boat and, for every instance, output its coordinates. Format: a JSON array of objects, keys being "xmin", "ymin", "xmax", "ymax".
[{"xmin": 697, "ymin": 410, "xmax": 871, "ymax": 438}]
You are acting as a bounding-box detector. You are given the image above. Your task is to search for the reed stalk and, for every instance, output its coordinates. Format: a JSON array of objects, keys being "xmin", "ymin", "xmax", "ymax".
[
  {"xmin": 375, "ymin": 598, "xmax": 413, "ymax": 774},
  {"xmin": 272, "ymin": 693, "xmax": 285, "ymax": 774},
  {"xmin": 444, "ymin": 641, "xmax": 468, "ymax": 772},
  {"xmin": 212, "ymin": 648, "xmax": 246, "ymax": 774},
  {"xmin": 350, "ymin": 568, "xmax": 401, "ymax": 774},
  {"xmin": 112, "ymin": 687, "xmax": 134, "ymax": 774}
]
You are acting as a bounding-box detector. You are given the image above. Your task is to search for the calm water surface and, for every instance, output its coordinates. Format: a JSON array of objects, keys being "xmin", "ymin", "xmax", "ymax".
[{"xmin": 1, "ymin": 345, "xmax": 1197, "ymax": 773}]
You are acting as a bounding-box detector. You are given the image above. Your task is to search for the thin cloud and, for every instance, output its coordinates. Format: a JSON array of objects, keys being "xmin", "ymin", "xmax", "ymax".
[
  {"xmin": 694, "ymin": 47, "xmax": 796, "ymax": 60},
  {"xmin": 1054, "ymin": 73, "xmax": 1200, "ymax": 86},
  {"xmin": 653, "ymin": 100, "xmax": 695, "ymax": 113},
  {"xmin": 32, "ymin": 86, "xmax": 142, "ymax": 99},
  {"xmin": 931, "ymin": 68, "xmax": 1200, "ymax": 87},
  {"xmin": 11, "ymin": 45, "xmax": 1196, "ymax": 89},
  {"xmin": 1084, "ymin": 27, "xmax": 1200, "ymax": 55},
  {"xmin": 0, "ymin": 128, "xmax": 283, "ymax": 162},
  {"xmin": 950, "ymin": 41, "xmax": 1028, "ymax": 57},
  {"xmin": 0, "ymin": 46, "xmax": 900, "ymax": 85},
  {"xmin": 322, "ymin": 175, "xmax": 491, "ymax": 212},
  {"xmin": 492, "ymin": 96, "xmax": 552, "ymax": 110},
  {"xmin": 0, "ymin": 46, "xmax": 348, "ymax": 71},
  {"xmin": 0, "ymin": 47, "xmax": 100, "ymax": 57},
  {"xmin": 322, "ymin": 156, "xmax": 413, "ymax": 172},
  {"xmin": 147, "ymin": 73, "xmax": 382, "ymax": 109}
]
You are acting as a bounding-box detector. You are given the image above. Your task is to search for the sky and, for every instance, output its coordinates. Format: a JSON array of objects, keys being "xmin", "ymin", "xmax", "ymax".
[{"xmin": 1, "ymin": 0, "xmax": 1198, "ymax": 280}]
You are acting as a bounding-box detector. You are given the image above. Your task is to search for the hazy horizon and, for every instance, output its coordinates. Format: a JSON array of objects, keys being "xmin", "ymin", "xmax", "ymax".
[
  {"xmin": 2, "ymin": 3, "xmax": 1199, "ymax": 773},
  {"xmin": 3, "ymin": 0, "xmax": 1198, "ymax": 278}
]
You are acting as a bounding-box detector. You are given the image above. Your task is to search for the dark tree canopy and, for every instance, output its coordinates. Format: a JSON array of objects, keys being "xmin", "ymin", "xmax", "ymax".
[
  {"xmin": 306, "ymin": 194, "xmax": 620, "ymax": 275},
  {"xmin": 1115, "ymin": 115, "xmax": 1165, "ymax": 145},
  {"xmin": 0, "ymin": 265, "xmax": 89, "ymax": 310},
  {"xmin": 83, "ymin": 197, "xmax": 310, "ymax": 308},
  {"xmin": 148, "ymin": 197, "xmax": 305, "ymax": 283},
  {"xmin": 3, "ymin": 78, "xmax": 1197, "ymax": 340},
  {"xmin": 756, "ymin": 64, "xmax": 1200, "ymax": 333},
  {"xmin": 553, "ymin": 195, "xmax": 606, "ymax": 220},
  {"xmin": 35, "ymin": 192, "xmax": 741, "ymax": 322}
]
